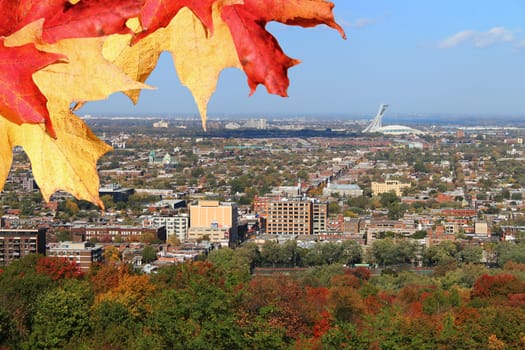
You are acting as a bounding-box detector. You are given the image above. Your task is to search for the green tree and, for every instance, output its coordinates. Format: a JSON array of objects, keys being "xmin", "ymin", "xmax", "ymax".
[
  {"xmin": 0, "ymin": 308, "xmax": 15, "ymax": 348},
  {"xmin": 371, "ymin": 238, "xmax": 417, "ymax": 267},
  {"xmin": 387, "ymin": 202, "xmax": 406, "ymax": 220},
  {"xmin": 340, "ymin": 240, "xmax": 363, "ymax": 265},
  {"xmin": 100, "ymin": 194, "xmax": 115, "ymax": 209},
  {"xmin": 207, "ymin": 247, "xmax": 252, "ymax": 286},
  {"xmin": 29, "ymin": 279, "xmax": 93, "ymax": 349},
  {"xmin": 459, "ymin": 245, "xmax": 483, "ymax": 264},
  {"xmin": 90, "ymin": 300, "xmax": 140, "ymax": 350},
  {"xmin": 380, "ymin": 191, "xmax": 400, "ymax": 208},
  {"xmin": 496, "ymin": 242, "xmax": 525, "ymax": 266},
  {"xmin": 0, "ymin": 255, "xmax": 53, "ymax": 342},
  {"xmin": 142, "ymin": 245, "xmax": 158, "ymax": 263},
  {"xmin": 261, "ymin": 240, "xmax": 282, "ymax": 267},
  {"xmin": 414, "ymin": 160, "xmax": 428, "ymax": 173},
  {"xmin": 423, "ymin": 241, "xmax": 460, "ymax": 267},
  {"xmin": 321, "ymin": 321, "xmax": 370, "ymax": 350},
  {"xmin": 328, "ymin": 201, "xmax": 342, "ymax": 214},
  {"xmin": 146, "ymin": 262, "xmax": 243, "ymax": 349}
]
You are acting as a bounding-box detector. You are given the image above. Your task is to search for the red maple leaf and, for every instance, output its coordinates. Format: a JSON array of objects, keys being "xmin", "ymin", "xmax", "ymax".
[
  {"xmin": 221, "ymin": 0, "xmax": 346, "ymax": 96},
  {"xmin": 42, "ymin": 0, "xmax": 144, "ymax": 43},
  {"xmin": 0, "ymin": 1, "xmax": 21, "ymax": 35},
  {"xmin": 0, "ymin": 39, "xmax": 65, "ymax": 137},
  {"xmin": 133, "ymin": 0, "xmax": 217, "ymax": 44}
]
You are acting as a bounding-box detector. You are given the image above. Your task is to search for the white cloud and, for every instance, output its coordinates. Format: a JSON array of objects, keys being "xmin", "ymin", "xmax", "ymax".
[
  {"xmin": 339, "ymin": 17, "xmax": 375, "ymax": 29},
  {"xmin": 437, "ymin": 27, "xmax": 514, "ymax": 49},
  {"xmin": 347, "ymin": 18, "xmax": 375, "ymax": 29}
]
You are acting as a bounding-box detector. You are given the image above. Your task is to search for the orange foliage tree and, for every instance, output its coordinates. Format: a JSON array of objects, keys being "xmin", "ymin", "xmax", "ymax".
[{"xmin": 35, "ymin": 256, "xmax": 83, "ymax": 280}]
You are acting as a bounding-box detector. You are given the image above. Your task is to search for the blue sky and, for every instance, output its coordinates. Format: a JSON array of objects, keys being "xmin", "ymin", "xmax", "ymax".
[{"xmin": 79, "ymin": 1, "xmax": 525, "ymax": 119}]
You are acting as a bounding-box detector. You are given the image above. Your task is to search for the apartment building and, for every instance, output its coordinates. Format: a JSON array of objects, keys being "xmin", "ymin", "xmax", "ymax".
[
  {"xmin": 0, "ymin": 228, "xmax": 46, "ymax": 266},
  {"xmin": 266, "ymin": 199, "xmax": 312, "ymax": 235},
  {"xmin": 264, "ymin": 199, "xmax": 327, "ymax": 236},
  {"xmin": 312, "ymin": 201, "xmax": 328, "ymax": 235},
  {"xmin": 142, "ymin": 214, "xmax": 190, "ymax": 242},
  {"xmin": 47, "ymin": 241, "xmax": 103, "ymax": 272}
]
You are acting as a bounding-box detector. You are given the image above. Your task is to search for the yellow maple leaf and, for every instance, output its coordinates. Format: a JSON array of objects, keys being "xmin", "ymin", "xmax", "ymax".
[
  {"xmin": 0, "ymin": 125, "xmax": 12, "ymax": 191},
  {"xmin": 0, "ymin": 109, "xmax": 111, "ymax": 207},
  {"xmin": 104, "ymin": 0, "xmax": 242, "ymax": 130},
  {"xmin": 1, "ymin": 20, "xmax": 152, "ymax": 207}
]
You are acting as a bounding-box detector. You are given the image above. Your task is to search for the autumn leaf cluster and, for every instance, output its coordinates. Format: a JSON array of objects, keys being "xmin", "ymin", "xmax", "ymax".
[{"xmin": 0, "ymin": 0, "xmax": 345, "ymax": 207}]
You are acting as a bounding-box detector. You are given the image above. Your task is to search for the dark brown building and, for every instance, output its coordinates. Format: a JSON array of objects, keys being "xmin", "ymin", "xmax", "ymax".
[{"xmin": 0, "ymin": 228, "xmax": 46, "ymax": 266}]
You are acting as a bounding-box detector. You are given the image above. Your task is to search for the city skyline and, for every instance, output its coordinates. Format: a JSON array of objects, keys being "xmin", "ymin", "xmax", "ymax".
[{"xmin": 79, "ymin": 1, "xmax": 525, "ymax": 119}]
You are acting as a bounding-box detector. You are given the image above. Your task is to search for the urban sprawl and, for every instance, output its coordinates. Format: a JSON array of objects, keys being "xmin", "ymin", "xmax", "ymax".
[{"xmin": 1, "ymin": 116, "xmax": 525, "ymax": 272}]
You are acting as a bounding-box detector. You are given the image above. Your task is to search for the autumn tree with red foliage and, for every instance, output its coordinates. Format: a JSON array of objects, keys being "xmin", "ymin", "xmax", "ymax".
[
  {"xmin": 239, "ymin": 275, "xmax": 318, "ymax": 341},
  {"xmin": 35, "ymin": 256, "xmax": 83, "ymax": 280},
  {"xmin": 472, "ymin": 273, "xmax": 525, "ymax": 301},
  {"xmin": 88, "ymin": 262, "xmax": 124, "ymax": 295}
]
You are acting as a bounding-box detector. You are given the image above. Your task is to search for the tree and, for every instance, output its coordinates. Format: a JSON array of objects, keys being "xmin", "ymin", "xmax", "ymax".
[
  {"xmin": 423, "ymin": 241, "xmax": 460, "ymax": 267},
  {"xmin": 261, "ymin": 240, "xmax": 282, "ymax": 267},
  {"xmin": 320, "ymin": 322, "xmax": 370, "ymax": 350},
  {"xmin": 328, "ymin": 284, "xmax": 365, "ymax": 323},
  {"xmin": 459, "ymin": 245, "xmax": 483, "ymax": 264},
  {"xmin": 496, "ymin": 242, "xmax": 525, "ymax": 266},
  {"xmin": 141, "ymin": 245, "xmax": 158, "ymax": 264},
  {"xmin": 97, "ymin": 273, "xmax": 155, "ymax": 317},
  {"xmin": 55, "ymin": 228, "xmax": 72, "ymax": 242},
  {"xmin": 340, "ymin": 240, "xmax": 363, "ymax": 266},
  {"xmin": 89, "ymin": 300, "xmax": 140, "ymax": 350},
  {"xmin": 64, "ymin": 199, "xmax": 80, "ymax": 216},
  {"xmin": 414, "ymin": 160, "xmax": 428, "ymax": 173},
  {"xmin": 387, "ymin": 202, "xmax": 406, "ymax": 220},
  {"xmin": 380, "ymin": 191, "xmax": 400, "ymax": 208},
  {"xmin": 35, "ymin": 256, "xmax": 84, "ymax": 280},
  {"xmin": 328, "ymin": 201, "xmax": 342, "ymax": 214},
  {"xmin": 146, "ymin": 261, "xmax": 243, "ymax": 348},
  {"xmin": 100, "ymin": 194, "xmax": 115, "ymax": 210},
  {"xmin": 0, "ymin": 255, "xmax": 54, "ymax": 341},
  {"xmin": 239, "ymin": 275, "xmax": 316, "ymax": 343},
  {"xmin": 0, "ymin": 308, "xmax": 15, "ymax": 348},
  {"xmin": 103, "ymin": 245, "xmax": 121, "ymax": 263},
  {"xmin": 280, "ymin": 240, "xmax": 304, "ymax": 267},
  {"xmin": 371, "ymin": 238, "xmax": 417, "ymax": 267},
  {"xmin": 207, "ymin": 247, "xmax": 252, "ymax": 286},
  {"xmin": 29, "ymin": 280, "xmax": 93, "ymax": 349}
]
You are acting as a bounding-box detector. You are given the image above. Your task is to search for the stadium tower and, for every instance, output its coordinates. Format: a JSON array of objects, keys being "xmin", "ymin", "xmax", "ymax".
[{"xmin": 363, "ymin": 104, "xmax": 389, "ymax": 133}]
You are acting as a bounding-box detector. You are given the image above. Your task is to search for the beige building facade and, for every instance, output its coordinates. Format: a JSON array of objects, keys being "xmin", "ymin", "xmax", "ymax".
[
  {"xmin": 189, "ymin": 201, "xmax": 238, "ymax": 244},
  {"xmin": 371, "ymin": 180, "xmax": 410, "ymax": 197}
]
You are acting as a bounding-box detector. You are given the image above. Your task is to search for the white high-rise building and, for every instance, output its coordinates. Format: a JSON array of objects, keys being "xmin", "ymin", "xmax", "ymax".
[{"xmin": 142, "ymin": 214, "xmax": 189, "ymax": 242}]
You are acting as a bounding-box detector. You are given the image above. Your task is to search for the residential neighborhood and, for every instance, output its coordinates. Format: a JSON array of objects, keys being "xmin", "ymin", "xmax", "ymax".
[{"xmin": 2, "ymin": 118, "xmax": 525, "ymax": 270}]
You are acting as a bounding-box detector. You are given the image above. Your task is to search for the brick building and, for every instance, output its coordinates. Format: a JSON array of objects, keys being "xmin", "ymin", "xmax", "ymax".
[
  {"xmin": 0, "ymin": 228, "xmax": 46, "ymax": 266},
  {"xmin": 47, "ymin": 241, "xmax": 103, "ymax": 272},
  {"xmin": 265, "ymin": 199, "xmax": 327, "ymax": 235}
]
